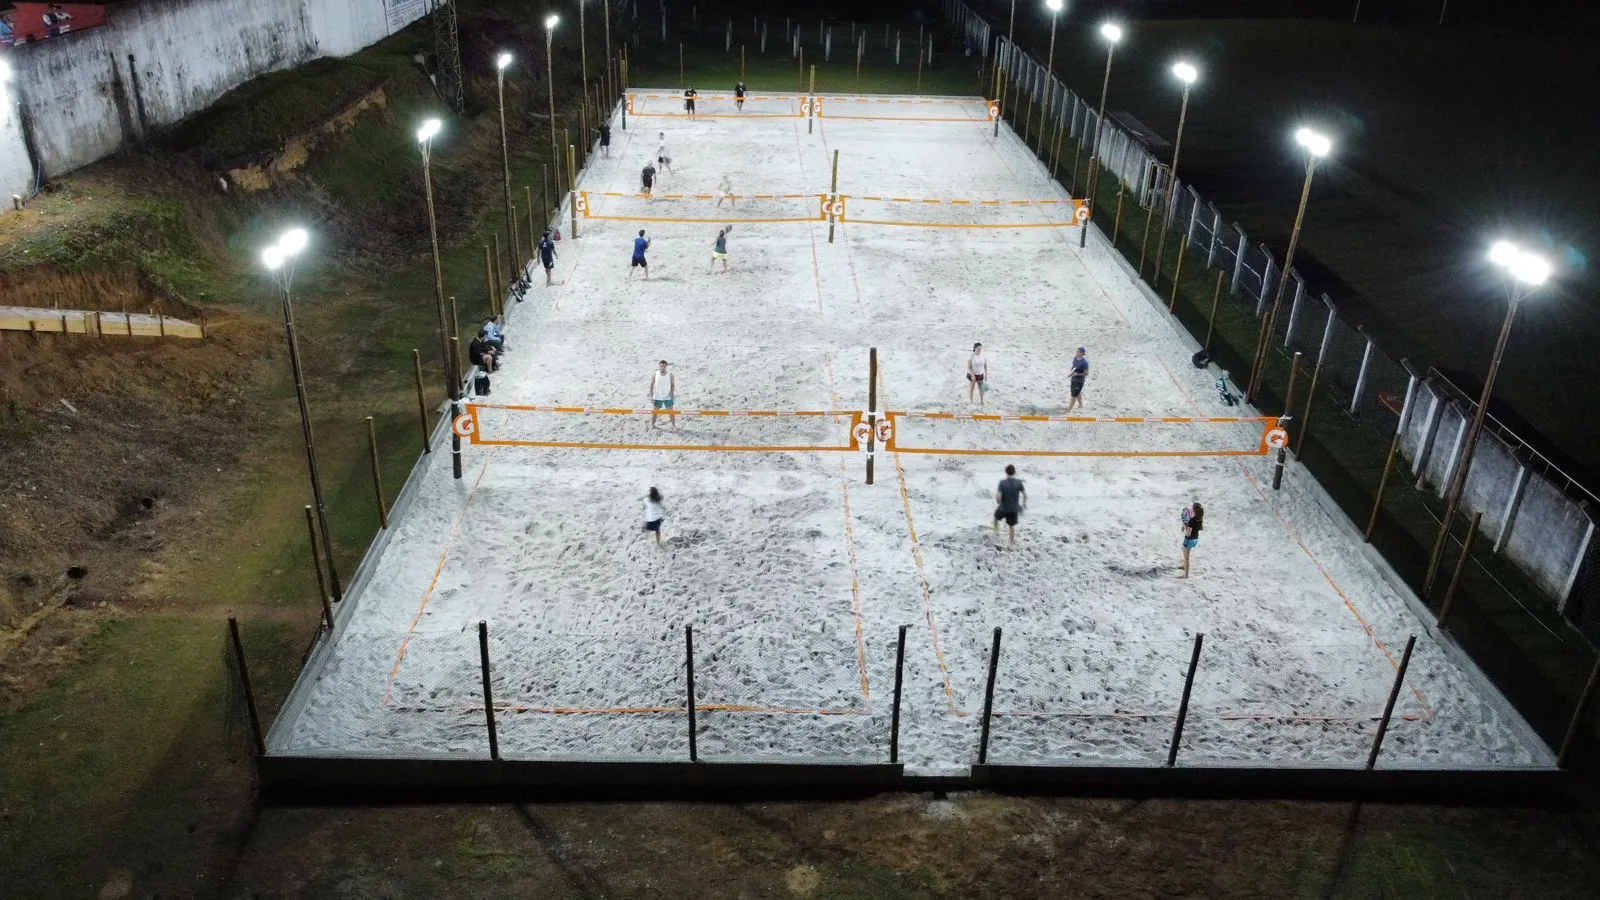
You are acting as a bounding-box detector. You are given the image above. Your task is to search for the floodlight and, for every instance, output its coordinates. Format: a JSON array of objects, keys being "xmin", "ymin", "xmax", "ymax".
[
  {"xmin": 261, "ymin": 246, "xmax": 286, "ymax": 271},
  {"xmin": 1100, "ymin": 23, "xmax": 1123, "ymax": 43},
  {"xmin": 416, "ymin": 119, "xmax": 442, "ymax": 143},
  {"xmin": 278, "ymin": 228, "xmax": 309, "ymax": 256},
  {"xmin": 1045, "ymin": 0, "xmax": 1064, "ymax": 12},
  {"xmin": 496, "ymin": 52, "xmax": 513, "ymax": 71},
  {"xmin": 1295, "ymin": 127, "xmax": 1332, "ymax": 158},
  {"xmin": 1172, "ymin": 61, "xmax": 1198, "ymax": 84},
  {"xmin": 545, "ymin": 14, "xmax": 559, "ymax": 30}
]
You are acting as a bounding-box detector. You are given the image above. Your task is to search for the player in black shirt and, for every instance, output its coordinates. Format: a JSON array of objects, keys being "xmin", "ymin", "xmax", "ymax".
[
  {"xmin": 734, "ymin": 81, "xmax": 747, "ymax": 112},
  {"xmin": 684, "ymin": 86, "xmax": 698, "ymax": 119}
]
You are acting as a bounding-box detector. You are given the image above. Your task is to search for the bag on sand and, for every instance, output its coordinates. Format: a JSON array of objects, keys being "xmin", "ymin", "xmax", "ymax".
[
  {"xmin": 475, "ymin": 373, "xmax": 491, "ymax": 396},
  {"xmin": 1192, "ymin": 347, "xmax": 1213, "ymax": 368}
]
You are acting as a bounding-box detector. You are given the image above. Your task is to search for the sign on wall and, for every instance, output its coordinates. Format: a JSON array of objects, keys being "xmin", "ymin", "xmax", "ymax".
[
  {"xmin": 384, "ymin": 0, "xmax": 426, "ymax": 33},
  {"xmin": 2, "ymin": 2, "xmax": 109, "ymax": 47}
]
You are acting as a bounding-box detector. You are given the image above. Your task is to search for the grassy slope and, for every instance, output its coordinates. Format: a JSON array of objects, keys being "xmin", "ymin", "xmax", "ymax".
[{"xmin": 0, "ymin": 6, "xmax": 1597, "ymax": 896}]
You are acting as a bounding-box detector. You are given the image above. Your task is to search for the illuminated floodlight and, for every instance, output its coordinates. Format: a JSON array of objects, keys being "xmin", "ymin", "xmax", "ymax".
[
  {"xmin": 1100, "ymin": 23, "xmax": 1123, "ymax": 43},
  {"xmin": 1172, "ymin": 61, "xmax": 1198, "ymax": 84},
  {"xmin": 1295, "ymin": 127, "xmax": 1332, "ymax": 158},
  {"xmin": 545, "ymin": 14, "xmax": 559, "ymax": 30},
  {"xmin": 416, "ymin": 118, "xmax": 442, "ymax": 143},
  {"xmin": 496, "ymin": 52, "xmax": 514, "ymax": 71},
  {"xmin": 261, "ymin": 246, "xmax": 286, "ymax": 271}
]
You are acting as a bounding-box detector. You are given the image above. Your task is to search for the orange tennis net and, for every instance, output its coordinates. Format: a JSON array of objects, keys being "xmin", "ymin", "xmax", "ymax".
[{"xmin": 882, "ymin": 412, "xmax": 1288, "ymax": 458}]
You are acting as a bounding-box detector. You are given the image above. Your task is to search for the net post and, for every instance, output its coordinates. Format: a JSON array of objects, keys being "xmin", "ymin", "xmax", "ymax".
[
  {"xmin": 366, "ymin": 416, "xmax": 389, "ymax": 529},
  {"xmin": 478, "ymin": 620, "xmax": 501, "ymax": 761},
  {"xmin": 889, "ymin": 623, "xmax": 907, "ymax": 764},
  {"xmin": 828, "ymin": 149, "xmax": 840, "ymax": 244},
  {"xmin": 1203, "ymin": 270, "xmax": 1224, "ymax": 350},
  {"xmin": 1111, "ymin": 184, "xmax": 1125, "ymax": 248},
  {"xmin": 543, "ymin": 164, "xmax": 551, "ymax": 221},
  {"xmin": 568, "ymin": 144, "xmax": 579, "ymax": 239},
  {"xmin": 991, "ymin": 62, "xmax": 1002, "ymax": 139},
  {"xmin": 226, "ymin": 617, "xmax": 266, "ymax": 757},
  {"xmin": 977, "ymin": 626, "xmax": 1002, "ymax": 765},
  {"xmin": 449, "ymin": 338, "xmax": 463, "ymax": 481},
  {"xmin": 808, "ymin": 65, "xmax": 816, "ymax": 134},
  {"xmin": 685, "ymin": 624, "xmax": 699, "ymax": 762},
  {"xmin": 1167, "ymin": 632, "xmax": 1204, "ymax": 767},
  {"xmin": 1293, "ymin": 362, "xmax": 1321, "ymax": 460},
  {"xmin": 1365, "ymin": 430, "xmax": 1403, "ymax": 542},
  {"xmin": 1366, "ymin": 634, "xmax": 1416, "ymax": 770},
  {"xmin": 866, "ymin": 346, "xmax": 877, "ymax": 484},
  {"xmin": 449, "ymin": 295, "xmax": 463, "ymax": 377},
  {"xmin": 1272, "ymin": 447, "xmax": 1287, "ymax": 491},
  {"xmin": 1437, "ymin": 512, "xmax": 1481, "ymax": 627},
  {"xmin": 304, "ymin": 505, "xmax": 334, "ymax": 629},
  {"xmin": 412, "ymin": 349, "xmax": 432, "ymax": 454}
]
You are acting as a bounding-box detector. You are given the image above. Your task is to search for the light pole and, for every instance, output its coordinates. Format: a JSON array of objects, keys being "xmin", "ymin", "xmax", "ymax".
[
  {"xmin": 416, "ymin": 119, "xmax": 453, "ymax": 398},
  {"xmin": 1079, "ymin": 21, "xmax": 1123, "ymax": 249},
  {"xmin": 261, "ymin": 228, "xmax": 342, "ymax": 602},
  {"xmin": 496, "ymin": 52, "xmax": 516, "ymax": 284},
  {"xmin": 1151, "ymin": 60, "xmax": 1198, "ymax": 288},
  {"xmin": 578, "ymin": 0, "xmax": 589, "ymax": 105},
  {"xmin": 1246, "ymin": 127, "xmax": 1332, "ymax": 402},
  {"xmin": 603, "ymin": 0, "xmax": 613, "ymax": 104},
  {"xmin": 1036, "ymin": 0, "xmax": 1064, "ymax": 146},
  {"xmin": 545, "ymin": 14, "xmax": 560, "ymax": 206},
  {"xmin": 1422, "ymin": 242, "xmax": 1551, "ymax": 595}
]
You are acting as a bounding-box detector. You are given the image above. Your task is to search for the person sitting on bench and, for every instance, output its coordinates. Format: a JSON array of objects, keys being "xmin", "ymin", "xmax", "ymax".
[{"xmin": 469, "ymin": 329, "xmax": 498, "ymax": 373}]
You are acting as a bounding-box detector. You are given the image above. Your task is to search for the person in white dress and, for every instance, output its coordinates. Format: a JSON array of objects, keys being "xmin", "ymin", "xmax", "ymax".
[{"xmin": 967, "ymin": 343, "xmax": 989, "ymax": 406}]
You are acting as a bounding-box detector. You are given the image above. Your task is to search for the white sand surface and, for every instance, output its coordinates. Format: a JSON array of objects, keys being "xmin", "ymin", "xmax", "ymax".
[{"xmin": 268, "ymin": 93, "xmax": 1548, "ymax": 773}]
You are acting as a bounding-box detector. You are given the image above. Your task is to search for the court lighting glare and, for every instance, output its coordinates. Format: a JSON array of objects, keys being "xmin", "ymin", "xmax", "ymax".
[
  {"xmin": 1489, "ymin": 241, "xmax": 1551, "ymax": 286},
  {"xmin": 496, "ymin": 51, "xmax": 514, "ymax": 71},
  {"xmin": 545, "ymin": 14, "xmax": 559, "ymax": 30},
  {"xmin": 0, "ymin": 59, "xmax": 11, "ymax": 81},
  {"xmin": 1295, "ymin": 126, "xmax": 1333, "ymax": 158},
  {"xmin": 1100, "ymin": 22, "xmax": 1123, "ymax": 43},
  {"xmin": 261, "ymin": 246, "xmax": 285, "ymax": 270},
  {"xmin": 1172, "ymin": 61, "xmax": 1198, "ymax": 84},
  {"xmin": 1045, "ymin": 0, "xmax": 1063, "ymax": 11},
  {"xmin": 416, "ymin": 118, "xmax": 442, "ymax": 143},
  {"xmin": 261, "ymin": 228, "xmax": 309, "ymax": 270}
]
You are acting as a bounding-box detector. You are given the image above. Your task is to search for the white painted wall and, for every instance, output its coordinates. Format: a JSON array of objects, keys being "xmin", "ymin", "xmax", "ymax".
[
  {"xmin": 1, "ymin": 77, "xmax": 33, "ymax": 200},
  {"xmin": 0, "ymin": 0, "xmax": 432, "ymax": 205}
]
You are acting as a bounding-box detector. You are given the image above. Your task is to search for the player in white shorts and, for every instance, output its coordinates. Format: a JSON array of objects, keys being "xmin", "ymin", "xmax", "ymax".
[
  {"xmin": 715, "ymin": 174, "xmax": 735, "ymax": 208},
  {"xmin": 656, "ymin": 133, "xmax": 673, "ymax": 175}
]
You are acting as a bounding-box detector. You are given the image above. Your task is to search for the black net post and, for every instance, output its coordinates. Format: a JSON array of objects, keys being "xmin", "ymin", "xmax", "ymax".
[
  {"xmin": 303, "ymin": 505, "xmax": 333, "ymax": 630},
  {"xmin": 226, "ymin": 617, "xmax": 265, "ymax": 756},
  {"xmin": 977, "ymin": 626, "xmax": 1002, "ymax": 765},
  {"xmin": 685, "ymin": 624, "xmax": 699, "ymax": 762},
  {"xmin": 1437, "ymin": 513, "xmax": 1482, "ymax": 626},
  {"xmin": 1167, "ymin": 632, "xmax": 1204, "ymax": 767},
  {"xmin": 889, "ymin": 624, "xmax": 907, "ymax": 764},
  {"xmin": 478, "ymin": 620, "xmax": 500, "ymax": 762},
  {"xmin": 1366, "ymin": 635, "xmax": 1417, "ymax": 770}
]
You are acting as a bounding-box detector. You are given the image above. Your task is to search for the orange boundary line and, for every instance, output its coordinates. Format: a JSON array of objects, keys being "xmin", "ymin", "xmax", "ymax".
[
  {"xmin": 819, "ymin": 114, "xmax": 990, "ymax": 122},
  {"xmin": 471, "ymin": 404, "xmax": 841, "ymax": 417},
  {"xmin": 470, "ymin": 440, "xmax": 855, "ymax": 453},
  {"xmin": 843, "ymin": 218, "xmax": 1076, "ymax": 229},
  {"xmin": 583, "ymin": 214, "xmax": 820, "ymax": 224}
]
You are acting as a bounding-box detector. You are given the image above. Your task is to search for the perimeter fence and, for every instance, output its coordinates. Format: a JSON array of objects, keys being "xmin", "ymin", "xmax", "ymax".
[
  {"xmin": 233, "ymin": 617, "xmax": 1542, "ymax": 770},
  {"xmin": 948, "ymin": 0, "xmax": 1600, "ymax": 756}
]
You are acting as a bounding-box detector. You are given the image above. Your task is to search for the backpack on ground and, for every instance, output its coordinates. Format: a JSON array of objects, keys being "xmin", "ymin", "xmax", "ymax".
[
  {"xmin": 474, "ymin": 373, "xmax": 491, "ymax": 396},
  {"xmin": 1192, "ymin": 347, "xmax": 1213, "ymax": 368}
]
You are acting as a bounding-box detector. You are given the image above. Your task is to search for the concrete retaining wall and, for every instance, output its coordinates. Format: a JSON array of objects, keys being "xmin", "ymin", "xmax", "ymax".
[
  {"xmin": 0, "ymin": 0, "xmax": 425, "ymax": 197},
  {"xmin": 1401, "ymin": 374, "xmax": 1594, "ymax": 609}
]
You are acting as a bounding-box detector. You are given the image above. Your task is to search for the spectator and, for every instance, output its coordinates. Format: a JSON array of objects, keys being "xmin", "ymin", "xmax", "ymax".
[
  {"xmin": 482, "ymin": 320, "xmax": 505, "ymax": 353},
  {"xmin": 469, "ymin": 329, "xmax": 498, "ymax": 373}
]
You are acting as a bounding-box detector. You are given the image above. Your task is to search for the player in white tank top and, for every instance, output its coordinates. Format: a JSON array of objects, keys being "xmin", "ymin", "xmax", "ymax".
[
  {"xmin": 967, "ymin": 343, "xmax": 989, "ymax": 406},
  {"xmin": 648, "ymin": 360, "xmax": 676, "ymax": 430}
]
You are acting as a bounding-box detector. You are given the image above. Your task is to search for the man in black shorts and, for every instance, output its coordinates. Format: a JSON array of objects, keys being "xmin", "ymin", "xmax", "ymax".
[
  {"xmin": 596, "ymin": 121, "xmax": 612, "ymax": 158},
  {"xmin": 538, "ymin": 230, "xmax": 558, "ymax": 285},
  {"xmin": 1068, "ymin": 346, "xmax": 1089, "ymax": 412},
  {"xmin": 684, "ymin": 86, "xmax": 698, "ymax": 118},
  {"xmin": 734, "ymin": 81, "xmax": 747, "ymax": 111},
  {"xmin": 629, "ymin": 229, "xmax": 650, "ymax": 280},
  {"xmin": 993, "ymin": 464, "xmax": 1026, "ymax": 549},
  {"xmin": 641, "ymin": 161, "xmax": 656, "ymax": 196}
]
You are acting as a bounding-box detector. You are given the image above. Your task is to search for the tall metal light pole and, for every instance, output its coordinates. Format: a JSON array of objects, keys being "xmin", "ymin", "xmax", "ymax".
[
  {"xmin": 261, "ymin": 229, "xmax": 342, "ymax": 602},
  {"xmin": 1151, "ymin": 60, "xmax": 1198, "ymax": 287},
  {"xmin": 1422, "ymin": 242, "xmax": 1551, "ymax": 595},
  {"xmin": 1079, "ymin": 22, "xmax": 1124, "ymax": 249},
  {"xmin": 1035, "ymin": 0, "xmax": 1064, "ymax": 144},
  {"xmin": 495, "ymin": 52, "xmax": 516, "ymax": 283},
  {"xmin": 545, "ymin": 14, "xmax": 561, "ymax": 203},
  {"xmin": 603, "ymin": 0, "xmax": 613, "ymax": 104},
  {"xmin": 1003, "ymin": 0, "xmax": 1017, "ymax": 123},
  {"xmin": 417, "ymin": 119, "xmax": 452, "ymax": 400},
  {"xmin": 1247, "ymin": 127, "xmax": 1332, "ymax": 402}
]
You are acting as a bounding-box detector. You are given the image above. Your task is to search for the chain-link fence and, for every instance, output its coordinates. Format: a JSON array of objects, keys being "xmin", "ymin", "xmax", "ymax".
[{"xmin": 977, "ymin": 3, "xmax": 1600, "ymax": 758}]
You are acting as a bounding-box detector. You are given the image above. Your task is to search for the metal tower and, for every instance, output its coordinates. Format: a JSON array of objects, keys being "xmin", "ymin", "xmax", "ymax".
[{"xmin": 431, "ymin": 0, "xmax": 466, "ymax": 113}]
